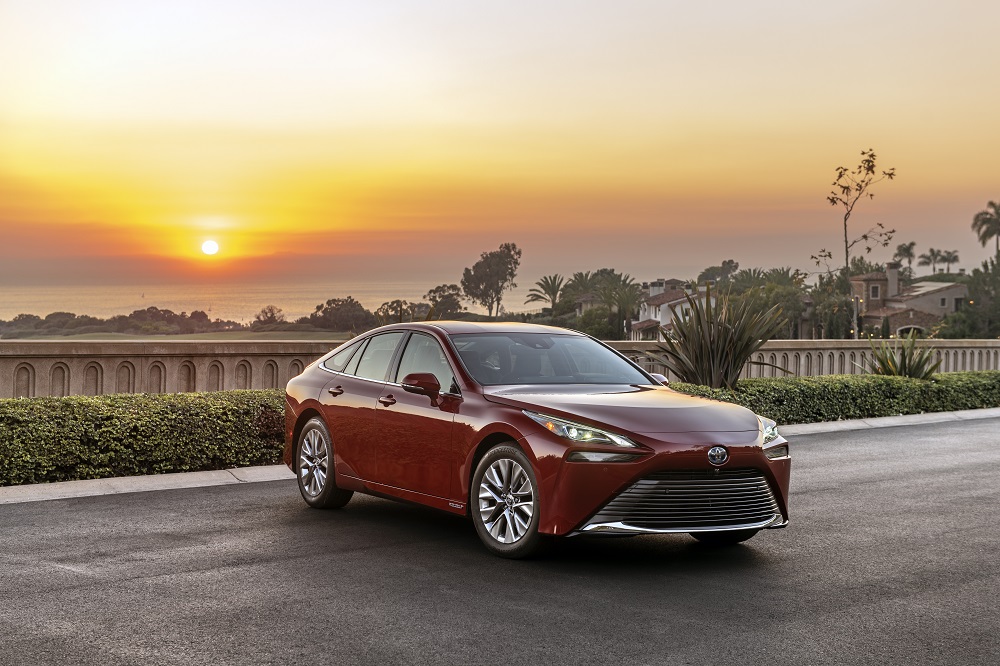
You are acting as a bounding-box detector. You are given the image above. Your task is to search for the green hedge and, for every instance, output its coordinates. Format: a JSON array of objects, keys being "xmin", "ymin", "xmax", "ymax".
[
  {"xmin": 0, "ymin": 390, "xmax": 285, "ymax": 487},
  {"xmin": 4, "ymin": 373, "xmax": 1000, "ymax": 487},
  {"xmin": 671, "ymin": 372, "xmax": 1000, "ymax": 425}
]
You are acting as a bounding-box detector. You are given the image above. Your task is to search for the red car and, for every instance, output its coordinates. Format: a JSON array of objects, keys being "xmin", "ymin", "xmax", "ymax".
[{"xmin": 284, "ymin": 322, "xmax": 789, "ymax": 558}]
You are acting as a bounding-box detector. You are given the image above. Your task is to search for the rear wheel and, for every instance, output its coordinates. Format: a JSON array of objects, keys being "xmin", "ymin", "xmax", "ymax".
[
  {"xmin": 471, "ymin": 445, "xmax": 541, "ymax": 559},
  {"xmin": 689, "ymin": 529, "xmax": 759, "ymax": 546},
  {"xmin": 296, "ymin": 418, "xmax": 353, "ymax": 509}
]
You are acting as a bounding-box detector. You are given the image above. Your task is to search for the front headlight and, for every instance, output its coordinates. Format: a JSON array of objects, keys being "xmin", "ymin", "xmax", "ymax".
[
  {"xmin": 523, "ymin": 411, "xmax": 638, "ymax": 448},
  {"xmin": 757, "ymin": 415, "xmax": 788, "ymax": 459},
  {"xmin": 758, "ymin": 415, "xmax": 779, "ymax": 445}
]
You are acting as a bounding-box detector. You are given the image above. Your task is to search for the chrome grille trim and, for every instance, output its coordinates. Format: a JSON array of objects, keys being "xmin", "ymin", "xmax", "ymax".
[{"xmin": 579, "ymin": 468, "xmax": 783, "ymax": 535}]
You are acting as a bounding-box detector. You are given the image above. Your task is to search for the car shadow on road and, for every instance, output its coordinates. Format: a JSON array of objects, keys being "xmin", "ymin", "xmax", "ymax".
[{"xmin": 283, "ymin": 492, "xmax": 782, "ymax": 575}]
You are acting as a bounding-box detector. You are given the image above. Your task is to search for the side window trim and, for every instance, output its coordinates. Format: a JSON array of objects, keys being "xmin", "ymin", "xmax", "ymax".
[
  {"xmin": 391, "ymin": 331, "xmax": 462, "ymax": 396},
  {"xmin": 351, "ymin": 331, "xmax": 407, "ymax": 383}
]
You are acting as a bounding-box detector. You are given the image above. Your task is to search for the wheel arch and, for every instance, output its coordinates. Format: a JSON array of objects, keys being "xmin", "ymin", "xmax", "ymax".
[
  {"xmin": 466, "ymin": 432, "xmax": 525, "ymax": 515},
  {"xmin": 290, "ymin": 408, "xmax": 324, "ymax": 472}
]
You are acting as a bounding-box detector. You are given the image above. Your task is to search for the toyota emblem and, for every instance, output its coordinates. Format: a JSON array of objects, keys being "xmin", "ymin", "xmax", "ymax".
[{"xmin": 707, "ymin": 446, "xmax": 729, "ymax": 465}]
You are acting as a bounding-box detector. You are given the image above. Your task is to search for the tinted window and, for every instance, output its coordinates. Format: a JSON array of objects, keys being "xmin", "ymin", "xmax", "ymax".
[
  {"xmin": 352, "ymin": 332, "xmax": 405, "ymax": 381},
  {"xmin": 321, "ymin": 339, "xmax": 364, "ymax": 373},
  {"xmin": 450, "ymin": 333, "xmax": 649, "ymax": 385},
  {"xmin": 396, "ymin": 333, "xmax": 458, "ymax": 394}
]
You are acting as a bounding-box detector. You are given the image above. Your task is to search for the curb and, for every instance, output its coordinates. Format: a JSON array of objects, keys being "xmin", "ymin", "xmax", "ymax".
[{"xmin": 3, "ymin": 407, "xmax": 1000, "ymax": 506}]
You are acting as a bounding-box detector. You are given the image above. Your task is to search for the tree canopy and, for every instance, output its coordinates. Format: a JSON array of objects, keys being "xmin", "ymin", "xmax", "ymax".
[{"xmin": 461, "ymin": 242, "xmax": 522, "ymax": 317}]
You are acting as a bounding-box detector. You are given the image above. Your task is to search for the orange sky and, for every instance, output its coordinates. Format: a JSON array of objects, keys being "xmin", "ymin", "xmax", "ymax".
[{"xmin": 2, "ymin": 0, "xmax": 999, "ymax": 290}]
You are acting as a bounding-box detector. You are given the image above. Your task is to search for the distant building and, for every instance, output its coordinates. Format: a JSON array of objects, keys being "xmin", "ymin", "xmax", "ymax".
[
  {"xmin": 850, "ymin": 262, "xmax": 967, "ymax": 336},
  {"xmin": 630, "ymin": 279, "xmax": 713, "ymax": 342}
]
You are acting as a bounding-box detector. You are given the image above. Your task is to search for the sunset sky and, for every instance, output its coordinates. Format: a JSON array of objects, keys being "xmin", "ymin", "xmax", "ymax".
[{"xmin": 2, "ymin": 0, "xmax": 999, "ymax": 294}]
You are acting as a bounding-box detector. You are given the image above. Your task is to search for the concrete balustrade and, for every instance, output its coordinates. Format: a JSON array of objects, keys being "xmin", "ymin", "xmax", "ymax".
[
  {"xmin": 0, "ymin": 340, "xmax": 337, "ymax": 399},
  {"xmin": 609, "ymin": 339, "xmax": 1000, "ymax": 381},
  {"xmin": 3, "ymin": 338, "xmax": 1000, "ymax": 399}
]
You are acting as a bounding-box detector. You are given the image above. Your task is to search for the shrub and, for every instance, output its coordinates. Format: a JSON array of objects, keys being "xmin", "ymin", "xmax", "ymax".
[
  {"xmin": 0, "ymin": 390, "xmax": 284, "ymax": 487},
  {"xmin": 650, "ymin": 284, "xmax": 787, "ymax": 389},
  {"xmin": 671, "ymin": 372, "xmax": 1000, "ymax": 425},
  {"xmin": 863, "ymin": 333, "xmax": 941, "ymax": 379}
]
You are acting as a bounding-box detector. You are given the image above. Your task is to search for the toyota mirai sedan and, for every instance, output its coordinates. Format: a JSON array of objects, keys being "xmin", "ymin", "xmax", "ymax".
[{"xmin": 284, "ymin": 321, "xmax": 789, "ymax": 558}]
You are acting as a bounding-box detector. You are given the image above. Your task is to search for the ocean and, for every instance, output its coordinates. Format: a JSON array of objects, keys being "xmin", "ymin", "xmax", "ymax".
[{"xmin": 0, "ymin": 281, "xmax": 539, "ymax": 323}]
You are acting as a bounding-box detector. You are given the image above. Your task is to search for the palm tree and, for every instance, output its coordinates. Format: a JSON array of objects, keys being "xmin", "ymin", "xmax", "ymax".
[
  {"xmin": 563, "ymin": 271, "xmax": 599, "ymax": 299},
  {"xmin": 894, "ymin": 241, "xmax": 917, "ymax": 273},
  {"xmin": 917, "ymin": 248, "xmax": 943, "ymax": 275},
  {"xmin": 614, "ymin": 281, "xmax": 645, "ymax": 339},
  {"xmin": 972, "ymin": 201, "xmax": 1000, "ymax": 258},
  {"xmin": 940, "ymin": 250, "xmax": 960, "ymax": 273},
  {"xmin": 524, "ymin": 274, "xmax": 564, "ymax": 310}
]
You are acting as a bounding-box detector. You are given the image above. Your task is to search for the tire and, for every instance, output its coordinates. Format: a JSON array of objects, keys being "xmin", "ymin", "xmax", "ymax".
[
  {"xmin": 296, "ymin": 417, "xmax": 353, "ymax": 509},
  {"xmin": 689, "ymin": 529, "xmax": 759, "ymax": 546},
  {"xmin": 471, "ymin": 444, "xmax": 542, "ymax": 559}
]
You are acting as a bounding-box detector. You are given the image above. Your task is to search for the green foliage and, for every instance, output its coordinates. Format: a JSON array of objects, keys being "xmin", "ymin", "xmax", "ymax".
[
  {"xmin": 696, "ymin": 259, "xmax": 739, "ymax": 284},
  {"xmin": 972, "ymin": 200, "xmax": 1000, "ymax": 257},
  {"xmin": 937, "ymin": 258, "xmax": 1000, "ymax": 338},
  {"xmin": 251, "ymin": 305, "xmax": 285, "ymax": 330},
  {"xmin": 525, "ymin": 274, "xmax": 565, "ymax": 310},
  {"xmin": 307, "ymin": 296, "xmax": 376, "ymax": 333},
  {"xmin": 863, "ymin": 333, "xmax": 941, "ymax": 380},
  {"xmin": 650, "ymin": 285, "xmax": 788, "ymax": 388},
  {"xmin": 1, "ymin": 307, "xmax": 244, "ymax": 339},
  {"xmin": 424, "ymin": 284, "xmax": 466, "ymax": 318},
  {"xmin": 918, "ymin": 248, "xmax": 943, "ymax": 275},
  {"xmin": 729, "ymin": 267, "xmax": 808, "ymax": 339},
  {"xmin": 573, "ymin": 306, "xmax": 616, "ymax": 340},
  {"xmin": 0, "ymin": 391, "xmax": 285, "ymax": 487},
  {"xmin": 671, "ymin": 372, "xmax": 1000, "ymax": 425},
  {"xmin": 461, "ymin": 242, "xmax": 522, "ymax": 317}
]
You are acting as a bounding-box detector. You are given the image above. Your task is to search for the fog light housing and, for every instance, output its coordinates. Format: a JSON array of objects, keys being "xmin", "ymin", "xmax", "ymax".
[{"xmin": 764, "ymin": 444, "xmax": 789, "ymax": 460}]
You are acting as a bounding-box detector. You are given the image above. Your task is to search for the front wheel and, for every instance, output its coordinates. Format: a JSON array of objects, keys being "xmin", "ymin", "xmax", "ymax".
[
  {"xmin": 471, "ymin": 445, "xmax": 542, "ymax": 559},
  {"xmin": 296, "ymin": 418, "xmax": 353, "ymax": 509},
  {"xmin": 689, "ymin": 529, "xmax": 759, "ymax": 546}
]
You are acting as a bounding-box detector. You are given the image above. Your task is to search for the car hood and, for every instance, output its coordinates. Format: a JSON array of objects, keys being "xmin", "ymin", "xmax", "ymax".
[{"xmin": 483, "ymin": 384, "xmax": 760, "ymax": 435}]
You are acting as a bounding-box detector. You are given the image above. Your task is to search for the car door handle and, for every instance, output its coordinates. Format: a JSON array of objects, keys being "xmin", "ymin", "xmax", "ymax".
[
  {"xmin": 327, "ymin": 386, "xmax": 344, "ymax": 396},
  {"xmin": 378, "ymin": 395, "xmax": 396, "ymax": 406}
]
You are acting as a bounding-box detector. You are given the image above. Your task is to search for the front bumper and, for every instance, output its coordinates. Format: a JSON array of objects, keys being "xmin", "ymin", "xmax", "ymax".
[
  {"xmin": 575, "ymin": 467, "xmax": 788, "ymax": 535},
  {"xmin": 525, "ymin": 429, "xmax": 791, "ymax": 536}
]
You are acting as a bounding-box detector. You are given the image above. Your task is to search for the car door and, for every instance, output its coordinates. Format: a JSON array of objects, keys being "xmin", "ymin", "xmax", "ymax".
[
  {"xmin": 374, "ymin": 332, "xmax": 459, "ymax": 499},
  {"xmin": 319, "ymin": 331, "xmax": 405, "ymax": 482}
]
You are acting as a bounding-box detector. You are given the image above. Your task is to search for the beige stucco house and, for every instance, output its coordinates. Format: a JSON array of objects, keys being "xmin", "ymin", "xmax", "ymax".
[{"xmin": 850, "ymin": 262, "xmax": 968, "ymax": 336}]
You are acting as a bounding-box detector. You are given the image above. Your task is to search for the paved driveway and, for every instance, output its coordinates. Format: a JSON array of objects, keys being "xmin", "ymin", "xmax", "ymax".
[{"xmin": 2, "ymin": 419, "xmax": 998, "ymax": 665}]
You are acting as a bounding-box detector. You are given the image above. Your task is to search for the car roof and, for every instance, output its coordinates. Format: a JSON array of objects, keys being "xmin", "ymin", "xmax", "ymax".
[{"xmin": 376, "ymin": 321, "xmax": 584, "ymax": 336}]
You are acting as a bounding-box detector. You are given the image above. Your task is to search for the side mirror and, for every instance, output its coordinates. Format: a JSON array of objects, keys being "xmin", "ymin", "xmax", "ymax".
[
  {"xmin": 650, "ymin": 373, "xmax": 669, "ymax": 385},
  {"xmin": 401, "ymin": 372, "xmax": 442, "ymax": 398}
]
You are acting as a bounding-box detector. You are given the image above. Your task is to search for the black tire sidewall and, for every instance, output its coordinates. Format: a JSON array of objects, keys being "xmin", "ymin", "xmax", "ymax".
[
  {"xmin": 471, "ymin": 444, "xmax": 542, "ymax": 559},
  {"xmin": 297, "ymin": 418, "xmax": 352, "ymax": 509}
]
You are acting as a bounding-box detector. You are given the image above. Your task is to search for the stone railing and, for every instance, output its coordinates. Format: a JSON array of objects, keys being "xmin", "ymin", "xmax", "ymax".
[
  {"xmin": 607, "ymin": 339, "xmax": 1000, "ymax": 381},
  {"xmin": 3, "ymin": 338, "xmax": 1000, "ymax": 399},
  {"xmin": 0, "ymin": 340, "xmax": 339, "ymax": 399}
]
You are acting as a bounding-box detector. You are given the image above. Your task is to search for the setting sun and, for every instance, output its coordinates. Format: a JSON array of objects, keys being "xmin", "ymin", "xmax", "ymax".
[{"xmin": 201, "ymin": 240, "xmax": 219, "ymax": 255}]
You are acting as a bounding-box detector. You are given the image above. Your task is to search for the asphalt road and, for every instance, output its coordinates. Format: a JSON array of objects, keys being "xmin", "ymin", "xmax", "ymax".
[{"xmin": 2, "ymin": 419, "xmax": 999, "ymax": 666}]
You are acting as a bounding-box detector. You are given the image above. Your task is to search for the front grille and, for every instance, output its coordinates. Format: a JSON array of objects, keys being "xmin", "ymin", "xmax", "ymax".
[{"xmin": 587, "ymin": 468, "xmax": 780, "ymax": 531}]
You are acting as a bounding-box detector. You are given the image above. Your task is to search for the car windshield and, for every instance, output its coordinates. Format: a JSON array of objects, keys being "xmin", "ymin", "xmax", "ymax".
[{"xmin": 449, "ymin": 333, "xmax": 651, "ymax": 386}]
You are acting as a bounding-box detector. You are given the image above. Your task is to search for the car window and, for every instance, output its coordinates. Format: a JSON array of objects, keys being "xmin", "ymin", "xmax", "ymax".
[
  {"xmin": 395, "ymin": 333, "xmax": 458, "ymax": 394},
  {"xmin": 321, "ymin": 339, "xmax": 364, "ymax": 373},
  {"xmin": 351, "ymin": 332, "xmax": 405, "ymax": 382},
  {"xmin": 450, "ymin": 333, "xmax": 649, "ymax": 385}
]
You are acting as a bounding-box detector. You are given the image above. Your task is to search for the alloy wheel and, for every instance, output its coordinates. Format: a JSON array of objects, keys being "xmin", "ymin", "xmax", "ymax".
[
  {"xmin": 478, "ymin": 458, "xmax": 535, "ymax": 544},
  {"xmin": 299, "ymin": 428, "xmax": 328, "ymax": 497}
]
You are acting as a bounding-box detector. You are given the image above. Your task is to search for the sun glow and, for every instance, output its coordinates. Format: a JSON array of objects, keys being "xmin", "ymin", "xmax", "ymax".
[{"xmin": 201, "ymin": 240, "xmax": 219, "ymax": 255}]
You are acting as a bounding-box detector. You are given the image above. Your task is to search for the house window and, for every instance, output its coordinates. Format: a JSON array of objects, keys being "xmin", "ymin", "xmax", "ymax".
[
  {"xmin": 940, "ymin": 297, "xmax": 947, "ymax": 307},
  {"xmin": 870, "ymin": 285, "xmax": 880, "ymax": 299}
]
